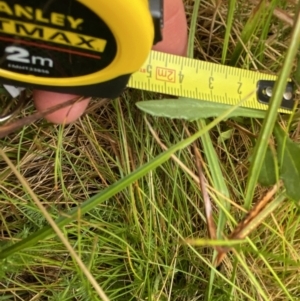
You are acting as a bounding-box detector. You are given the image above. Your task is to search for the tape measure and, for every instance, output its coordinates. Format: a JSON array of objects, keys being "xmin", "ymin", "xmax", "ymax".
[
  {"xmin": 0, "ymin": 0, "xmax": 162, "ymax": 97},
  {"xmin": 128, "ymin": 51, "xmax": 294, "ymax": 113},
  {"xmin": 0, "ymin": 0, "xmax": 294, "ymax": 113}
]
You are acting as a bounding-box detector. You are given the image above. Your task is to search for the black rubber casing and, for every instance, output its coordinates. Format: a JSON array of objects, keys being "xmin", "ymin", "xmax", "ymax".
[{"xmin": 0, "ymin": 0, "xmax": 163, "ymax": 98}]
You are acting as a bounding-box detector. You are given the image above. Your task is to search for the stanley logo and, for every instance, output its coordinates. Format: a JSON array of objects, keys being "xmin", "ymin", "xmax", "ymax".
[
  {"xmin": 0, "ymin": 18, "xmax": 107, "ymax": 53},
  {"xmin": 0, "ymin": 1, "xmax": 107, "ymax": 53},
  {"xmin": 0, "ymin": 1, "xmax": 84, "ymax": 29}
]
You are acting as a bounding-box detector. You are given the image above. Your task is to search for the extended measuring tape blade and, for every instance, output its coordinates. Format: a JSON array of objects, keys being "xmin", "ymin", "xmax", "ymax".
[{"xmin": 128, "ymin": 51, "xmax": 294, "ymax": 113}]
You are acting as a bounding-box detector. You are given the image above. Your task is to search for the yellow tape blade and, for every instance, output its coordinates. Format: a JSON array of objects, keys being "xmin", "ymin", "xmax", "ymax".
[{"xmin": 128, "ymin": 50, "xmax": 291, "ymax": 114}]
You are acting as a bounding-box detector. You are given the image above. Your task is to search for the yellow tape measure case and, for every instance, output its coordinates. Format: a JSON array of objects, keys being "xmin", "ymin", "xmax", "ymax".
[{"xmin": 0, "ymin": 0, "xmax": 163, "ymax": 96}]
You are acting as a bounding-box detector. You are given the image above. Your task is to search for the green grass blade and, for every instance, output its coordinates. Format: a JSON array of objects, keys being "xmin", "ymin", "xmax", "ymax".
[
  {"xmin": 221, "ymin": 0, "xmax": 237, "ymax": 64},
  {"xmin": 230, "ymin": 0, "xmax": 268, "ymax": 66},
  {"xmin": 187, "ymin": 1, "xmax": 231, "ymax": 299},
  {"xmin": 242, "ymin": 193, "xmax": 295, "ymax": 300},
  {"xmin": 256, "ymin": 0, "xmax": 279, "ymax": 63},
  {"xmin": 187, "ymin": 0, "xmax": 201, "ymax": 59},
  {"xmin": 0, "ymin": 102, "xmax": 241, "ymax": 259},
  {"xmin": 244, "ymin": 3, "xmax": 300, "ymax": 208}
]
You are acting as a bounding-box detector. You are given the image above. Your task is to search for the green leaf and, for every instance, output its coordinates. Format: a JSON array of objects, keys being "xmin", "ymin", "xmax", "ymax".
[
  {"xmin": 0, "ymin": 102, "xmax": 241, "ymax": 259},
  {"xmin": 136, "ymin": 98, "xmax": 266, "ymax": 120},
  {"xmin": 0, "ymin": 86, "xmax": 10, "ymax": 96},
  {"xmin": 229, "ymin": 0, "xmax": 268, "ymax": 66},
  {"xmin": 244, "ymin": 0, "xmax": 300, "ymax": 208},
  {"xmin": 275, "ymin": 125, "xmax": 300, "ymax": 201},
  {"xmin": 258, "ymin": 146, "xmax": 277, "ymax": 187},
  {"xmin": 217, "ymin": 129, "xmax": 234, "ymax": 145}
]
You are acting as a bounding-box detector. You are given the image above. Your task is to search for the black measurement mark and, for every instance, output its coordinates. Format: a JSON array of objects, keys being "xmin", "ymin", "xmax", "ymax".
[
  {"xmin": 237, "ymin": 81, "xmax": 242, "ymax": 94},
  {"xmin": 209, "ymin": 76, "xmax": 214, "ymax": 89},
  {"xmin": 147, "ymin": 64, "xmax": 152, "ymax": 78},
  {"xmin": 179, "ymin": 70, "xmax": 184, "ymax": 83}
]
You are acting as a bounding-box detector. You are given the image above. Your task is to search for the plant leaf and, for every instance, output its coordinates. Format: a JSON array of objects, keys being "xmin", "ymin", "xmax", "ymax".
[
  {"xmin": 136, "ymin": 98, "xmax": 266, "ymax": 120},
  {"xmin": 258, "ymin": 146, "xmax": 277, "ymax": 187},
  {"xmin": 217, "ymin": 129, "xmax": 234, "ymax": 145},
  {"xmin": 0, "ymin": 86, "xmax": 9, "ymax": 95},
  {"xmin": 0, "ymin": 102, "xmax": 241, "ymax": 259},
  {"xmin": 230, "ymin": 0, "xmax": 268, "ymax": 65},
  {"xmin": 275, "ymin": 125, "xmax": 300, "ymax": 201}
]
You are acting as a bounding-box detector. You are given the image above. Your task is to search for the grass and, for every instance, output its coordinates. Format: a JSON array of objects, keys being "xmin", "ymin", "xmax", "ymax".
[{"xmin": 1, "ymin": 0, "xmax": 300, "ymax": 300}]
